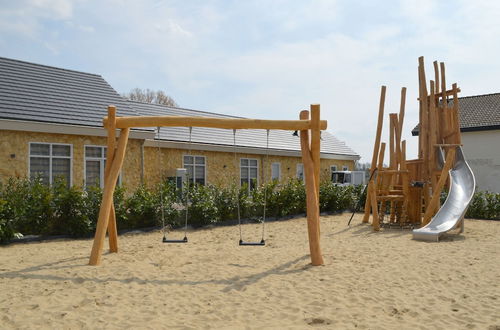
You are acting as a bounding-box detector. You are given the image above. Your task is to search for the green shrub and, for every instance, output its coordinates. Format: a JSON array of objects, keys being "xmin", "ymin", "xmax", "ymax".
[
  {"xmin": 0, "ymin": 198, "xmax": 15, "ymax": 243},
  {"xmin": 124, "ymin": 184, "xmax": 157, "ymax": 229},
  {"xmin": 50, "ymin": 179, "xmax": 91, "ymax": 237},
  {"xmin": 187, "ymin": 184, "xmax": 220, "ymax": 226}
]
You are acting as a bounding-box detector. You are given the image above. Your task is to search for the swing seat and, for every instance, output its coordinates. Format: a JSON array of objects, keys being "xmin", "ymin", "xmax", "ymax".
[
  {"xmin": 239, "ymin": 239, "xmax": 265, "ymax": 246},
  {"xmin": 163, "ymin": 236, "xmax": 188, "ymax": 243}
]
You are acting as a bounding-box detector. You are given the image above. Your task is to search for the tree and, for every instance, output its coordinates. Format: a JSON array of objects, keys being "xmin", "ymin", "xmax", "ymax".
[{"xmin": 122, "ymin": 88, "xmax": 178, "ymax": 107}]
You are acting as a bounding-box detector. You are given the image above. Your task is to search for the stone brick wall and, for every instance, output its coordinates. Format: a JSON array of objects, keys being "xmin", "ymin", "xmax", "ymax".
[
  {"xmin": 0, "ymin": 130, "xmax": 143, "ymax": 189},
  {"xmin": 143, "ymin": 146, "xmax": 355, "ymax": 187},
  {"xmin": 0, "ymin": 129, "xmax": 355, "ymax": 189}
]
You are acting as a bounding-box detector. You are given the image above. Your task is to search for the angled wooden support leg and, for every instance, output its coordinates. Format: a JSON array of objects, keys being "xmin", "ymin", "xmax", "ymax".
[
  {"xmin": 105, "ymin": 105, "xmax": 118, "ymax": 253},
  {"xmin": 89, "ymin": 128, "xmax": 130, "ymax": 266},
  {"xmin": 300, "ymin": 110, "xmax": 324, "ymax": 266},
  {"xmin": 364, "ymin": 86, "xmax": 386, "ymax": 223}
]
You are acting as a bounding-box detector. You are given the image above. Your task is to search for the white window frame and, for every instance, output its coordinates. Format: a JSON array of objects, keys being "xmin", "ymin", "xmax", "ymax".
[
  {"xmin": 84, "ymin": 145, "xmax": 122, "ymax": 189},
  {"xmin": 331, "ymin": 165, "xmax": 338, "ymax": 172},
  {"xmin": 28, "ymin": 142, "xmax": 73, "ymax": 186},
  {"xmin": 240, "ymin": 157, "xmax": 259, "ymax": 190},
  {"xmin": 271, "ymin": 162, "xmax": 281, "ymax": 181},
  {"xmin": 296, "ymin": 163, "xmax": 304, "ymax": 181},
  {"xmin": 183, "ymin": 155, "xmax": 207, "ymax": 185},
  {"xmin": 343, "ymin": 165, "xmax": 349, "ymax": 171}
]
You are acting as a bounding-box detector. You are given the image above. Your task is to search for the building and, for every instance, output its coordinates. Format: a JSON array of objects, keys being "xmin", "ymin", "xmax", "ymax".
[
  {"xmin": 412, "ymin": 93, "xmax": 500, "ymax": 193},
  {"xmin": 0, "ymin": 56, "xmax": 360, "ymax": 190}
]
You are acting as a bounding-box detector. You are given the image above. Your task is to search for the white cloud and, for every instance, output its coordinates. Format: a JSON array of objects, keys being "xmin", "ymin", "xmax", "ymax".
[{"xmin": 30, "ymin": 0, "xmax": 74, "ymax": 19}]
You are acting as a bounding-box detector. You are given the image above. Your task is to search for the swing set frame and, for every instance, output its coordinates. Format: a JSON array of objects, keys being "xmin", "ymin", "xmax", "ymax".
[{"xmin": 89, "ymin": 104, "xmax": 327, "ymax": 266}]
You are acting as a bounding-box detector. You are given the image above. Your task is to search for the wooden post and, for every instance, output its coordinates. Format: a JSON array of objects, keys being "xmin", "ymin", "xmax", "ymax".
[
  {"xmin": 300, "ymin": 110, "xmax": 323, "ymax": 266},
  {"xmin": 429, "ymin": 82, "xmax": 439, "ymax": 215},
  {"xmin": 422, "ymin": 147, "xmax": 456, "ymax": 225},
  {"xmin": 89, "ymin": 128, "xmax": 130, "ymax": 265},
  {"xmin": 363, "ymin": 86, "xmax": 386, "ymax": 223},
  {"xmin": 372, "ymin": 143, "xmax": 386, "ymax": 231},
  {"xmin": 389, "ymin": 114, "xmax": 397, "ymax": 223},
  {"xmin": 398, "ymin": 87, "xmax": 406, "ymax": 137},
  {"xmin": 451, "ymin": 83, "xmax": 461, "ymax": 144},
  {"xmin": 433, "ymin": 61, "xmax": 440, "ymax": 96},
  {"xmin": 310, "ymin": 104, "xmax": 321, "ymax": 203},
  {"xmin": 105, "ymin": 106, "xmax": 118, "ymax": 253}
]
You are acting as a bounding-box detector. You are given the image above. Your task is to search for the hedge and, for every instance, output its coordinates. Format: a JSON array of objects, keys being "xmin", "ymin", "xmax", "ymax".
[{"xmin": 0, "ymin": 177, "xmax": 498, "ymax": 243}]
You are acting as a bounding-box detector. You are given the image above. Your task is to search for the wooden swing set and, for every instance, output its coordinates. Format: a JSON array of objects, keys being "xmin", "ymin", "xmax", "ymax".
[
  {"xmin": 363, "ymin": 56, "xmax": 463, "ymax": 230},
  {"xmin": 89, "ymin": 104, "xmax": 327, "ymax": 266}
]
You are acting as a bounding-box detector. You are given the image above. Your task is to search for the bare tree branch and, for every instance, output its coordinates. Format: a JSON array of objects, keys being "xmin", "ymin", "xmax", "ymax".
[{"xmin": 122, "ymin": 88, "xmax": 178, "ymax": 107}]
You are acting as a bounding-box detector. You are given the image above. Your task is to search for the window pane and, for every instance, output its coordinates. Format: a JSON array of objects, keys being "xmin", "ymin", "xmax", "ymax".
[
  {"xmin": 195, "ymin": 177, "xmax": 205, "ymax": 185},
  {"xmin": 250, "ymin": 159, "xmax": 257, "ymax": 167},
  {"xmin": 195, "ymin": 157, "xmax": 205, "ymax": 165},
  {"xmin": 250, "ymin": 178, "xmax": 256, "ymax": 190},
  {"xmin": 30, "ymin": 157, "xmax": 50, "ymax": 184},
  {"xmin": 195, "ymin": 165, "xmax": 204, "ymax": 181},
  {"xmin": 52, "ymin": 145, "xmax": 71, "ymax": 157},
  {"xmin": 185, "ymin": 164, "xmax": 194, "ymax": 182},
  {"xmin": 241, "ymin": 158, "xmax": 248, "ymax": 166},
  {"xmin": 85, "ymin": 146, "xmax": 102, "ymax": 158},
  {"xmin": 249, "ymin": 167, "xmax": 257, "ymax": 179},
  {"xmin": 272, "ymin": 163, "xmax": 280, "ymax": 180},
  {"xmin": 184, "ymin": 156, "xmax": 193, "ymax": 165},
  {"xmin": 52, "ymin": 158, "xmax": 71, "ymax": 185},
  {"xmin": 30, "ymin": 143, "xmax": 50, "ymax": 156},
  {"xmin": 241, "ymin": 167, "xmax": 248, "ymax": 179},
  {"xmin": 86, "ymin": 160, "xmax": 101, "ymax": 187}
]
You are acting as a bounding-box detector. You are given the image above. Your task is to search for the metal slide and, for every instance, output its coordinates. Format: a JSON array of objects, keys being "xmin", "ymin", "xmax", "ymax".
[{"xmin": 413, "ymin": 146, "xmax": 475, "ymax": 241}]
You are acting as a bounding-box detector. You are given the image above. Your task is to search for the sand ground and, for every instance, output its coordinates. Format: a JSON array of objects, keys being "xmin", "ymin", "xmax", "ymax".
[{"xmin": 0, "ymin": 214, "xmax": 499, "ymax": 329}]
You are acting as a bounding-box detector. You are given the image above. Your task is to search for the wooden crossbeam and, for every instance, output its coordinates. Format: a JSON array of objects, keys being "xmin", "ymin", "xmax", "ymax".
[{"xmin": 104, "ymin": 115, "xmax": 327, "ymax": 131}]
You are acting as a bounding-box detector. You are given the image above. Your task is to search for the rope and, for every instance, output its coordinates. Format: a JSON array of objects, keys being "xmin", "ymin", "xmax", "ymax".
[
  {"xmin": 183, "ymin": 127, "xmax": 192, "ymax": 238},
  {"xmin": 261, "ymin": 129, "xmax": 270, "ymax": 241},
  {"xmin": 157, "ymin": 127, "xmax": 166, "ymax": 238},
  {"xmin": 233, "ymin": 129, "xmax": 242, "ymax": 241}
]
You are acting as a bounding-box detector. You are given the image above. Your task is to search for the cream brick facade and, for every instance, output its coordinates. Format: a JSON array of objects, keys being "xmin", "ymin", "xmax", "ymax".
[
  {"xmin": 0, "ymin": 130, "xmax": 143, "ymax": 189},
  {"xmin": 0, "ymin": 129, "xmax": 355, "ymax": 189}
]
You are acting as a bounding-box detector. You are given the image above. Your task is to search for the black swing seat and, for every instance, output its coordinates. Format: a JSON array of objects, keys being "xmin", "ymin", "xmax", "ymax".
[
  {"xmin": 163, "ymin": 236, "xmax": 188, "ymax": 243},
  {"xmin": 239, "ymin": 239, "xmax": 265, "ymax": 246}
]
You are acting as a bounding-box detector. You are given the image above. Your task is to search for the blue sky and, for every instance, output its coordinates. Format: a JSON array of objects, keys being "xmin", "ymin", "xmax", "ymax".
[{"xmin": 1, "ymin": 0, "xmax": 500, "ymax": 162}]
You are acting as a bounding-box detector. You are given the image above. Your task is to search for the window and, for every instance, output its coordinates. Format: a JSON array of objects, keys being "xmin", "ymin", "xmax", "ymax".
[
  {"xmin": 331, "ymin": 165, "xmax": 337, "ymax": 172},
  {"xmin": 271, "ymin": 162, "xmax": 281, "ymax": 181},
  {"xmin": 84, "ymin": 146, "xmax": 122, "ymax": 188},
  {"xmin": 29, "ymin": 143, "xmax": 72, "ymax": 186},
  {"xmin": 343, "ymin": 165, "xmax": 349, "ymax": 171},
  {"xmin": 183, "ymin": 155, "xmax": 206, "ymax": 185},
  {"xmin": 241, "ymin": 158, "xmax": 258, "ymax": 190},
  {"xmin": 296, "ymin": 163, "xmax": 304, "ymax": 181}
]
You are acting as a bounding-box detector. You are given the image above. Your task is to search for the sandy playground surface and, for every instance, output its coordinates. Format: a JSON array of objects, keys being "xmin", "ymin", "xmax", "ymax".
[{"xmin": 0, "ymin": 214, "xmax": 499, "ymax": 330}]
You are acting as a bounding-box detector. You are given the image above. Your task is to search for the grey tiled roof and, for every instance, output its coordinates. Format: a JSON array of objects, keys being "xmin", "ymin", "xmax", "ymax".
[
  {"xmin": 412, "ymin": 93, "xmax": 500, "ymax": 135},
  {"xmin": 0, "ymin": 56, "xmax": 137, "ymax": 127},
  {"xmin": 130, "ymin": 101, "xmax": 359, "ymax": 157},
  {"xmin": 0, "ymin": 56, "xmax": 359, "ymax": 158}
]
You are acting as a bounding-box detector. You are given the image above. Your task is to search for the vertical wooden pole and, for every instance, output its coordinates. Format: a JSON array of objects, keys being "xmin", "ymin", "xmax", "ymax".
[
  {"xmin": 440, "ymin": 62, "xmax": 447, "ymax": 105},
  {"xmin": 451, "ymin": 83, "xmax": 461, "ymax": 144},
  {"xmin": 418, "ymin": 57, "xmax": 430, "ymax": 210},
  {"xmin": 389, "ymin": 114, "xmax": 397, "ymax": 223},
  {"xmin": 310, "ymin": 104, "xmax": 321, "ymax": 203},
  {"xmin": 372, "ymin": 142, "xmax": 386, "ymax": 230},
  {"xmin": 300, "ymin": 110, "xmax": 323, "ymax": 266},
  {"xmin": 363, "ymin": 86, "xmax": 386, "ymax": 223},
  {"xmin": 89, "ymin": 128, "xmax": 130, "ymax": 266},
  {"xmin": 105, "ymin": 106, "xmax": 118, "ymax": 253},
  {"xmin": 433, "ymin": 61, "xmax": 440, "ymax": 96},
  {"xmin": 398, "ymin": 87, "xmax": 406, "ymax": 137},
  {"xmin": 428, "ymin": 81, "xmax": 439, "ymax": 215}
]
